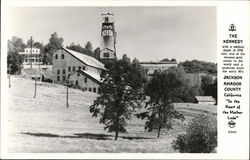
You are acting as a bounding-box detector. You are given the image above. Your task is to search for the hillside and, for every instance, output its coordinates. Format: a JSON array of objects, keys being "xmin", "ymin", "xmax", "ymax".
[{"xmin": 8, "ymin": 76, "xmax": 217, "ymax": 153}]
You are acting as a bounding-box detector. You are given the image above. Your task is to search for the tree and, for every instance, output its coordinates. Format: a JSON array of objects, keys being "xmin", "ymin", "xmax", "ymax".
[
  {"xmin": 93, "ymin": 47, "xmax": 100, "ymax": 59},
  {"xmin": 66, "ymin": 43, "xmax": 86, "ymax": 54},
  {"xmin": 172, "ymin": 114, "xmax": 217, "ymax": 153},
  {"xmin": 170, "ymin": 58, "xmax": 176, "ymax": 62},
  {"xmin": 7, "ymin": 36, "xmax": 26, "ymax": 74},
  {"xmin": 160, "ymin": 58, "xmax": 169, "ymax": 62},
  {"xmin": 66, "ymin": 41, "xmax": 97, "ymax": 58},
  {"xmin": 7, "ymin": 51, "xmax": 23, "ymax": 74},
  {"xmin": 179, "ymin": 60, "xmax": 217, "ymax": 74},
  {"xmin": 90, "ymin": 58, "xmax": 146, "ymax": 140},
  {"xmin": 27, "ymin": 39, "xmax": 35, "ymax": 48},
  {"xmin": 33, "ymin": 42, "xmax": 44, "ymax": 50},
  {"xmin": 85, "ymin": 41, "xmax": 93, "ymax": 51},
  {"xmin": 201, "ymin": 75, "xmax": 214, "ymax": 96},
  {"xmin": 49, "ymin": 32, "xmax": 64, "ymax": 49},
  {"xmin": 122, "ymin": 54, "xmax": 130, "ymax": 64},
  {"xmin": 137, "ymin": 67, "xmax": 185, "ymax": 138},
  {"xmin": 211, "ymin": 78, "xmax": 217, "ymax": 104},
  {"xmin": 8, "ymin": 36, "xmax": 26, "ymax": 52},
  {"xmin": 43, "ymin": 32, "xmax": 64, "ymax": 64},
  {"xmin": 85, "ymin": 41, "xmax": 93, "ymax": 56},
  {"xmin": 132, "ymin": 57, "xmax": 148, "ymax": 86}
]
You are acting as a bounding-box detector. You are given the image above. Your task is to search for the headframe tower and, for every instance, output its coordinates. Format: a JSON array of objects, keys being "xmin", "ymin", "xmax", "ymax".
[{"xmin": 99, "ymin": 13, "xmax": 117, "ymax": 64}]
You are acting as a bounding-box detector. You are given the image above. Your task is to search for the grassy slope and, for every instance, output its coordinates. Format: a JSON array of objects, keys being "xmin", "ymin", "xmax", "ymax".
[{"xmin": 8, "ymin": 76, "xmax": 217, "ymax": 153}]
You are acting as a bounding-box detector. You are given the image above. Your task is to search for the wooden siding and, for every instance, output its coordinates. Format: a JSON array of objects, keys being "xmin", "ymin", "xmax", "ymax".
[
  {"xmin": 70, "ymin": 72, "xmax": 100, "ymax": 93},
  {"xmin": 52, "ymin": 49, "xmax": 101, "ymax": 84}
]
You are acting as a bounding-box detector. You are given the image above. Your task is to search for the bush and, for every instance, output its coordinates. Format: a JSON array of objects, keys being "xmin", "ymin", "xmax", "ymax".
[{"xmin": 172, "ymin": 114, "xmax": 217, "ymax": 153}]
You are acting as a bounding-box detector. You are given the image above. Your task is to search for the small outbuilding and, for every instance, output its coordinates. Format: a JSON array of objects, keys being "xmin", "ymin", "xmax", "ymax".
[
  {"xmin": 69, "ymin": 69, "xmax": 101, "ymax": 93},
  {"xmin": 195, "ymin": 96, "xmax": 216, "ymax": 105}
]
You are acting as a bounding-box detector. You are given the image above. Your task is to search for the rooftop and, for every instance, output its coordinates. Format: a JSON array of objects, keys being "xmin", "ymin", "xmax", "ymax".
[
  {"xmin": 195, "ymin": 96, "xmax": 216, "ymax": 102},
  {"xmin": 78, "ymin": 69, "xmax": 102, "ymax": 84},
  {"xmin": 63, "ymin": 48, "xmax": 106, "ymax": 70}
]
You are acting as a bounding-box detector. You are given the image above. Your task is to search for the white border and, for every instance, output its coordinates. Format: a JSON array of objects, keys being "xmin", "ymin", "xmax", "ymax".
[{"xmin": 1, "ymin": 0, "xmax": 249, "ymax": 159}]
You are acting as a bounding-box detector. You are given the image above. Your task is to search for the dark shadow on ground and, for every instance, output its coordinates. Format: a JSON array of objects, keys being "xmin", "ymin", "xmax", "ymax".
[
  {"xmin": 74, "ymin": 133, "xmax": 113, "ymax": 140},
  {"xmin": 21, "ymin": 132, "xmax": 154, "ymax": 140},
  {"xmin": 119, "ymin": 136, "xmax": 154, "ymax": 140},
  {"xmin": 21, "ymin": 132, "xmax": 112, "ymax": 140}
]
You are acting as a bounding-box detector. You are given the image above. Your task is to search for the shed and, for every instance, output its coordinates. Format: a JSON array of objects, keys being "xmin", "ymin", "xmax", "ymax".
[{"xmin": 195, "ymin": 96, "xmax": 216, "ymax": 105}]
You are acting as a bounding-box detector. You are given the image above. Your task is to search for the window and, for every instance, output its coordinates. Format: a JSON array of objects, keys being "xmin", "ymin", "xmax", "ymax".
[
  {"xmin": 63, "ymin": 76, "xmax": 66, "ymax": 81},
  {"xmin": 77, "ymin": 72, "xmax": 80, "ymax": 77},
  {"xmin": 82, "ymin": 66, "xmax": 86, "ymax": 70},
  {"xmin": 103, "ymin": 52, "xmax": 109, "ymax": 58},
  {"xmin": 75, "ymin": 80, "xmax": 78, "ymax": 85},
  {"xmin": 98, "ymin": 87, "xmax": 101, "ymax": 93},
  {"xmin": 89, "ymin": 88, "xmax": 92, "ymax": 92},
  {"xmin": 68, "ymin": 66, "xmax": 71, "ymax": 72},
  {"xmin": 62, "ymin": 54, "xmax": 64, "ymax": 59},
  {"xmin": 78, "ymin": 66, "xmax": 81, "ymax": 70},
  {"xmin": 57, "ymin": 76, "xmax": 60, "ymax": 81},
  {"xmin": 84, "ymin": 77, "xmax": 87, "ymax": 83},
  {"xmin": 73, "ymin": 67, "xmax": 75, "ymax": 71},
  {"xmin": 93, "ymin": 87, "xmax": 96, "ymax": 93},
  {"xmin": 55, "ymin": 54, "xmax": 58, "ymax": 59},
  {"xmin": 63, "ymin": 69, "xmax": 66, "ymax": 74},
  {"xmin": 57, "ymin": 69, "xmax": 60, "ymax": 75}
]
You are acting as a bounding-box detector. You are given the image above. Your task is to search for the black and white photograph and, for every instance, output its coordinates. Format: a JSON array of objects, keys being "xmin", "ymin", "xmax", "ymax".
[
  {"xmin": 1, "ymin": 0, "xmax": 249, "ymax": 159},
  {"xmin": 5, "ymin": 6, "xmax": 218, "ymax": 153}
]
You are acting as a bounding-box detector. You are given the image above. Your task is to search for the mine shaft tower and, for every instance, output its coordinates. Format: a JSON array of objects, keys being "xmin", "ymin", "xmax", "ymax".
[{"xmin": 99, "ymin": 13, "xmax": 117, "ymax": 64}]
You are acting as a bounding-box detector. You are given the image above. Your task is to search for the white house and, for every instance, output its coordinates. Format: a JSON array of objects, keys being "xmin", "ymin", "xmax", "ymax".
[{"xmin": 19, "ymin": 48, "xmax": 42, "ymax": 65}]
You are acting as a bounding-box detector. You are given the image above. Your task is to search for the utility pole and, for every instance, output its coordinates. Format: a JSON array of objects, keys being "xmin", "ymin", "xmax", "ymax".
[
  {"xmin": 9, "ymin": 74, "xmax": 11, "ymax": 88},
  {"xmin": 66, "ymin": 80, "xmax": 69, "ymax": 108},
  {"xmin": 30, "ymin": 36, "xmax": 33, "ymax": 69},
  {"xmin": 34, "ymin": 71, "xmax": 37, "ymax": 98},
  {"xmin": 8, "ymin": 65, "xmax": 12, "ymax": 88},
  {"xmin": 39, "ymin": 57, "xmax": 40, "ymax": 69},
  {"xmin": 66, "ymin": 74, "xmax": 72, "ymax": 108}
]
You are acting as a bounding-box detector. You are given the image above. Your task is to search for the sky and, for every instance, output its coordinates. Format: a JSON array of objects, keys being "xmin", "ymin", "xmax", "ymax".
[{"xmin": 7, "ymin": 6, "xmax": 216, "ymax": 63}]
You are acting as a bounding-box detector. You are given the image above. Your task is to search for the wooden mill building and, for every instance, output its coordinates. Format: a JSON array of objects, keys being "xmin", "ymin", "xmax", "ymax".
[{"xmin": 52, "ymin": 47, "xmax": 106, "ymax": 92}]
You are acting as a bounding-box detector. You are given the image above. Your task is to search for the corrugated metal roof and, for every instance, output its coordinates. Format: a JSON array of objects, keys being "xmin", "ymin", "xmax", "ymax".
[
  {"xmin": 195, "ymin": 96, "xmax": 216, "ymax": 102},
  {"xmin": 79, "ymin": 69, "xmax": 102, "ymax": 83},
  {"xmin": 63, "ymin": 48, "xmax": 106, "ymax": 70}
]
